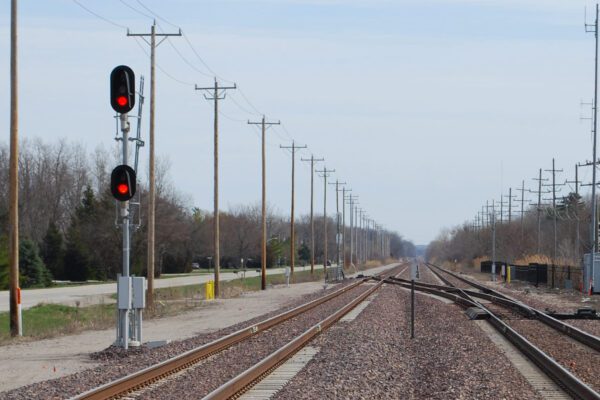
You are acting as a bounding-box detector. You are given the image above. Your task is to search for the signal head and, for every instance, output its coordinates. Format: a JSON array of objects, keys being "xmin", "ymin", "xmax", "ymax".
[
  {"xmin": 111, "ymin": 165, "xmax": 136, "ymax": 201},
  {"xmin": 110, "ymin": 65, "xmax": 135, "ymax": 114}
]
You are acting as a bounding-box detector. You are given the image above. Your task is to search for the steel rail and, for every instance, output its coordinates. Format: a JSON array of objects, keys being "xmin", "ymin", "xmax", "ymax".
[
  {"xmin": 203, "ymin": 278, "xmax": 386, "ymax": 400},
  {"xmin": 384, "ymin": 278, "xmax": 600, "ymax": 400},
  {"xmin": 426, "ymin": 262, "xmax": 512, "ymax": 299},
  {"xmin": 72, "ymin": 276, "xmax": 373, "ymax": 400},
  {"xmin": 73, "ymin": 263, "xmax": 406, "ymax": 400},
  {"xmin": 425, "ymin": 263, "xmax": 600, "ymax": 352},
  {"xmin": 387, "ymin": 276, "xmax": 537, "ymax": 317}
]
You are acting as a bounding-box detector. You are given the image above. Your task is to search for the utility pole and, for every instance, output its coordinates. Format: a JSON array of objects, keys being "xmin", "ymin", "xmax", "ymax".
[
  {"xmin": 354, "ymin": 204, "xmax": 360, "ymax": 264},
  {"xmin": 499, "ymin": 195, "xmax": 508, "ymax": 225},
  {"xmin": 329, "ymin": 180, "xmax": 346, "ymax": 267},
  {"xmin": 316, "ymin": 167, "xmax": 335, "ymax": 273},
  {"xmin": 301, "ymin": 155, "xmax": 324, "ymax": 274},
  {"xmin": 530, "ymin": 169, "xmax": 550, "ymax": 255},
  {"xmin": 341, "ymin": 187, "xmax": 352, "ymax": 267},
  {"xmin": 491, "ymin": 200, "xmax": 497, "ymax": 281},
  {"xmin": 503, "ymin": 188, "xmax": 516, "ymax": 223},
  {"xmin": 280, "ymin": 141, "xmax": 307, "ymax": 275},
  {"xmin": 127, "ymin": 21, "xmax": 181, "ymax": 307},
  {"xmin": 195, "ymin": 79, "xmax": 237, "ymax": 297},
  {"xmin": 586, "ymin": 4, "xmax": 600, "ymax": 260},
  {"xmin": 516, "ymin": 180, "xmax": 527, "ymax": 238},
  {"xmin": 347, "ymin": 195, "xmax": 359, "ymax": 268},
  {"xmin": 8, "ymin": 0, "xmax": 21, "ymax": 337},
  {"xmin": 248, "ymin": 116, "xmax": 280, "ymax": 290},
  {"xmin": 358, "ymin": 209, "xmax": 366, "ymax": 264},
  {"xmin": 567, "ymin": 164, "xmax": 582, "ymax": 260},
  {"xmin": 543, "ymin": 158, "xmax": 564, "ymax": 270}
]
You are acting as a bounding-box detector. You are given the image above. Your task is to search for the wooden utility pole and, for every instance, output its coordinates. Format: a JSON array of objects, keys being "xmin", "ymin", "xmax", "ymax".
[
  {"xmin": 196, "ymin": 79, "xmax": 236, "ymax": 297},
  {"xmin": 516, "ymin": 180, "xmax": 527, "ymax": 239},
  {"xmin": 530, "ymin": 169, "xmax": 550, "ymax": 255},
  {"xmin": 316, "ymin": 167, "xmax": 335, "ymax": 273},
  {"xmin": 329, "ymin": 180, "xmax": 346, "ymax": 267},
  {"xmin": 341, "ymin": 187, "xmax": 351, "ymax": 267},
  {"xmin": 127, "ymin": 21, "xmax": 181, "ymax": 307},
  {"xmin": 9, "ymin": 0, "xmax": 21, "ymax": 337},
  {"xmin": 280, "ymin": 141, "xmax": 306, "ymax": 275},
  {"xmin": 301, "ymin": 155, "xmax": 324, "ymax": 274},
  {"xmin": 346, "ymin": 195, "xmax": 358, "ymax": 268},
  {"xmin": 248, "ymin": 116, "xmax": 280, "ymax": 290},
  {"xmin": 543, "ymin": 158, "xmax": 565, "ymax": 274}
]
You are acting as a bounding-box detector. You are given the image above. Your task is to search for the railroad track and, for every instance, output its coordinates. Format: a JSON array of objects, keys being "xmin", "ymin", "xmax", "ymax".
[
  {"xmin": 385, "ymin": 263, "xmax": 600, "ymax": 400},
  {"xmin": 72, "ymin": 264, "xmax": 405, "ymax": 400}
]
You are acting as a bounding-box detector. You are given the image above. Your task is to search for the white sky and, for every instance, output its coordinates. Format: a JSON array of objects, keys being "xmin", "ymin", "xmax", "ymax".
[{"xmin": 0, "ymin": 0, "xmax": 596, "ymax": 244}]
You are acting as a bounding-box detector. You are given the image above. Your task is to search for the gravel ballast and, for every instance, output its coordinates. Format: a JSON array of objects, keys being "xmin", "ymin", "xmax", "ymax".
[
  {"xmin": 275, "ymin": 283, "xmax": 542, "ymax": 399},
  {"xmin": 0, "ymin": 277, "xmax": 370, "ymax": 400}
]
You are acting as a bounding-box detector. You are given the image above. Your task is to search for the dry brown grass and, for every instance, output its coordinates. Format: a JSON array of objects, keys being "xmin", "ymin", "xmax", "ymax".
[{"xmin": 515, "ymin": 254, "xmax": 576, "ymax": 266}]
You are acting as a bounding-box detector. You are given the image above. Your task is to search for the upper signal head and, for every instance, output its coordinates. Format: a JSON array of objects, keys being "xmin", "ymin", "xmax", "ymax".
[{"xmin": 110, "ymin": 65, "xmax": 135, "ymax": 114}]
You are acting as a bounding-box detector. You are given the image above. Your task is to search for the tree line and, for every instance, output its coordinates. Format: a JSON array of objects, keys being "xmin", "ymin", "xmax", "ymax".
[
  {"xmin": 426, "ymin": 191, "xmax": 587, "ymax": 267},
  {"xmin": 0, "ymin": 138, "xmax": 415, "ymax": 289}
]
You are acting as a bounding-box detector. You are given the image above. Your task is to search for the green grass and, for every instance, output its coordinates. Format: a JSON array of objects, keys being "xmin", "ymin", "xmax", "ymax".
[
  {"xmin": 0, "ymin": 302, "xmax": 115, "ymax": 344},
  {"xmin": 0, "ymin": 268, "xmax": 327, "ymax": 344}
]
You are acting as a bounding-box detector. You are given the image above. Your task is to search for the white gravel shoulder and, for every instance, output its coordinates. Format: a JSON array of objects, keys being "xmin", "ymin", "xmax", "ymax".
[{"xmin": 0, "ymin": 280, "xmax": 328, "ymax": 392}]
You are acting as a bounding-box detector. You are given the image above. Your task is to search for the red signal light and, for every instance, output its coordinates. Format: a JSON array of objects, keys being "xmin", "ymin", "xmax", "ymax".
[
  {"xmin": 117, "ymin": 96, "xmax": 128, "ymax": 107},
  {"xmin": 117, "ymin": 183, "xmax": 129, "ymax": 195},
  {"xmin": 111, "ymin": 165, "xmax": 136, "ymax": 201}
]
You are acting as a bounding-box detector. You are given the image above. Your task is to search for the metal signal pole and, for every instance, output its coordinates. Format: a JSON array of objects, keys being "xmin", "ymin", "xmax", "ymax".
[
  {"xmin": 195, "ymin": 79, "xmax": 236, "ymax": 297},
  {"xmin": 127, "ymin": 21, "xmax": 181, "ymax": 307},
  {"xmin": 280, "ymin": 141, "xmax": 307, "ymax": 275},
  {"xmin": 301, "ymin": 155, "xmax": 324, "ymax": 274},
  {"xmin": 248, "ymin": 116, "xmax": 280, "ymax": 290},
  {"xmin": 9, "ymin": 0, "xmax": 21, "ymax": 337}
]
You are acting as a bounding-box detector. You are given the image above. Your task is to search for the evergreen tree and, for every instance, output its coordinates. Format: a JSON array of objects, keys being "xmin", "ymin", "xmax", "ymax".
[
  {"xmin": 63, "ymin": 187, "xmax": 96, "ymax": 281},
  {"xmin": 63, "ymin": 237, "xmax": 91, "ymax": 281},
  {"xmin": 41, "ymin": 222, "xmax": 64, "ymax": 280},
  {"xmin": 19, "ymin": 238, "xmax": 52, "ymax": 288},
  {"xmin": 298, "ymin": 243, "xmax": 310, "ymax": 265}
]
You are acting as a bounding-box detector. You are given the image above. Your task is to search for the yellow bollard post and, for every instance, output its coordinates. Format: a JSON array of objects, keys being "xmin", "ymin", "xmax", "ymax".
[
  {"xmin": 507, "ymin": 265, "xmax": 511, "ymax": 284},
  {"xmin": 206, "ymin": 280, "xmax": 215, "ymax": 300}
]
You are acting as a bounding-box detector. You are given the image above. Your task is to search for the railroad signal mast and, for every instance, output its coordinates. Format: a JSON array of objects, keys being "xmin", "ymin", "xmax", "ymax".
[{"xmin": 110, "ymin": 66, "xmax": 146, "ymax": 349}]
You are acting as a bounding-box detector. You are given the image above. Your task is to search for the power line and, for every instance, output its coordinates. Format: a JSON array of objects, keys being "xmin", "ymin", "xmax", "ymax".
[
  {"xmin": 71, "ymin": 0, "xmax": 127, "ymax": 29},
  {"xmin": 136, "ymin": 0, "xmax": 180, "ymax": 29},
  {"xmin": 119, "ymin": 0, "xmax": 153, "ymax": 19}
]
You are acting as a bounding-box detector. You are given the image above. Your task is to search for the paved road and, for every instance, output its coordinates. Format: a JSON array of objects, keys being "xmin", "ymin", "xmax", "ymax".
[{"xmin": 0, "ymin": 264, "xmax": 323, "ymax": 312}]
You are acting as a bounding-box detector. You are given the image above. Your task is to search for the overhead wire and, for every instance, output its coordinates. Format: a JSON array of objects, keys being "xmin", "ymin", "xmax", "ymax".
[
  {"xmin": 72, "ymin": 0, "xmax": 127, "ymax": 29},
  {"xmin": 228, "ymin": 94, "xmax": 261, "ymax": 116},
  {"xmin": 72, "ymin": 0, "xmax": 344, "ymax": 207},
  {"xmin": 135, "ymin": 0, "xmax": 180, "ymax": 29},
  {"xmin": 132, "ymin": 37, "xmax": 195, "ymax": 87},
  {"xmin": 163, "ymin": 36, "xmax": 214, "ymax": 78},
  {"xmin": 119, "ymin": 0, "xmax": 154, "ymax": 19}
]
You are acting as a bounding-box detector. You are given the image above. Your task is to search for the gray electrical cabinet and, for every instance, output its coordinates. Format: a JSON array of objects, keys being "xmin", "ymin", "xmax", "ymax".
[
  {"xmin": 118, "ymin": 276, "xmax": 132, "ymax": 310},
  {"xmin": 132, "ymin": 277, "xmax": 147, "ymax": 309}
]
